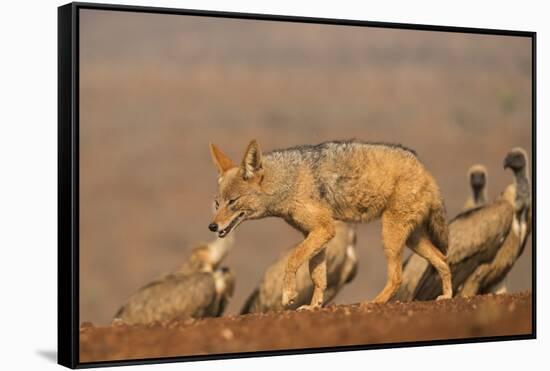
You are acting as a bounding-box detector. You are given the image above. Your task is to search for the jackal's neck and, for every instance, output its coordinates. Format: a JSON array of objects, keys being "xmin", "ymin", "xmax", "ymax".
[{"xmin": 258, "ymin": 155, "xmax": 299, "ymax": 216}]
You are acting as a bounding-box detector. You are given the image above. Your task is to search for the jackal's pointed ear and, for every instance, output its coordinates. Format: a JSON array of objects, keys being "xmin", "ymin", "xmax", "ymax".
[
  {"xmin": 209, "ymin": 143, "xmax": 235, "ymax": 175},
  {"xmin": 241, "ymin": 140, "xmax": 263, "ymax": 180}
]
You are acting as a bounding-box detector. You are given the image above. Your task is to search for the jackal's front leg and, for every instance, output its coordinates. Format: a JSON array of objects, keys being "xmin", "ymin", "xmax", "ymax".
[
  {"xmin": 308, "ymin": 248, "xmax": 327, "ymax": 307},
  {"xmin": 297, "ymin": 248, "xmax": 327, "ymax": 311},
  {"xmin": 282, "ymin": 224, "xmax": 335, "ymax": 309}
]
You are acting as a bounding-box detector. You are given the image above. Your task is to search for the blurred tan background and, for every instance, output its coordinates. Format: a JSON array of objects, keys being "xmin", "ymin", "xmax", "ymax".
[{"xmin": 79, "ymin": 9, "xmax": 532, "ymax": 324}]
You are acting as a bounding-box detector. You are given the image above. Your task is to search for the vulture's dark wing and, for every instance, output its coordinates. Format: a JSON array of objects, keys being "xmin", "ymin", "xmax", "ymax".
[
  {"xmin": 240, "ymin": 287, "xmax": 260, "ymax": 315},
  {"xmin": 115, "ymin": 272, "xmax": 217, "ymax": 324},
  {"xmin": 114, "ymin": 272, "xmax": 175, "ymax": 319}
]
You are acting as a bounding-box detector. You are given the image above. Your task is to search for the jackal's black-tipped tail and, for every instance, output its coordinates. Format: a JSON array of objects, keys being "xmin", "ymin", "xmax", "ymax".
[{"xmin": 427, "ymin": 202, "xmax": 449, "ymax": 255}]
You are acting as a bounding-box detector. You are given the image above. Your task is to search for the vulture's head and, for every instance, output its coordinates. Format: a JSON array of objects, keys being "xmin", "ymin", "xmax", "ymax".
[
  {"xmin": 468, "ymin": 164, "xmax": 488, "ymax": 192},
  {"xmin": 207, "ymin": 234, "xmax": 234, "ymax": 269},
  {"xmin": 186, "ymin": 245, "xmax": 214, "ymax": 272},
  {"xmin": 504, "ymin": 147, "xmax": 528, "ymax": 173},
  {"xmin": 185, "ymin": 234, "xmax": 234, "ymax": 273}
]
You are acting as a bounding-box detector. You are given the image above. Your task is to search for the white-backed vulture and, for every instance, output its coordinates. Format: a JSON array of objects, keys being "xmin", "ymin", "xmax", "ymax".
[
  {"xmin": 241, "ymin": 222, "xmax": 357, "ymax": 313},
  {"xmin": 114, "ymin": 236, "xmax": 235, "ymax": 324},
  {"xmin": 459, "ymin": 148, "xmax": 532, "ymax": 296}
]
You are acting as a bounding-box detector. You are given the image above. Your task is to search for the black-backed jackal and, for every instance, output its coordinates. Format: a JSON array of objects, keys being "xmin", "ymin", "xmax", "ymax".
[{"xmin": 208, "ymin": 139, "xmax": 452, "ymax": 309}]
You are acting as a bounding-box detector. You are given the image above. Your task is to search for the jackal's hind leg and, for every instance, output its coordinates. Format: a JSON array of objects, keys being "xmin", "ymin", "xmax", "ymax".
[
  {"xmin": 409, "ymin": 231, "xmax": 452, "ymax": 300},
  {"xmin": 371, "ymin": 217, "xmax": 407, "ymax": 304}
]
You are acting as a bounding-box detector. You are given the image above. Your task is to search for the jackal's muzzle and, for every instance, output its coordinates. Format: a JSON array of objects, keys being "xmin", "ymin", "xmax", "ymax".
[{"xmin": 210, "ymin": 211, "xmax": 245, "ymax": 238}]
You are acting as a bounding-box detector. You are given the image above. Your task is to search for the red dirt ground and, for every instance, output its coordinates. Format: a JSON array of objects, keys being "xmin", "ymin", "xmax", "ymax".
[{"xmin": 79, "ymin": 292, "xmax": 532, "ymax": 363}]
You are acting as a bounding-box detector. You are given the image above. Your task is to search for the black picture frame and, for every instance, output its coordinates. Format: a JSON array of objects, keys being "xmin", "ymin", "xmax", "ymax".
[{"xmin": 58, "ymin": 2, "xmax": 537, "ymax": 369}]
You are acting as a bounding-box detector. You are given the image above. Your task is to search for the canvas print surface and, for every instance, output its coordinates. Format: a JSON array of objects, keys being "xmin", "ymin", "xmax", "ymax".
[{"xmin": 77, "ymin": 8, "xmax": 533, "ymax": 363}]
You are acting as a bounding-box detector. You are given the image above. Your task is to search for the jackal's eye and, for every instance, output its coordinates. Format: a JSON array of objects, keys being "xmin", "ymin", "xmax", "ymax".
[
  {"xmin": 228, "ymin": 197, "xmax": 238, "ymax": 206},
  {"xmin": 214, "ymin": 200, "xmax": 219, "ymax": 210}
]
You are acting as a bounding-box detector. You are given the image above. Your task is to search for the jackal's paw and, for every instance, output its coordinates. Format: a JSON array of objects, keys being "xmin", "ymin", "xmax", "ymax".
[
  {"xmin": 282, "ymin": 288, "xmax": 298, "ymax": 308},
  {"xmin": 359, "ymin": 301, "xmax": 376, "ymax": 309},
  {"xmin": 436, "ymin": 294, "xmax": 452, "ymax": 301},
  {"xmin": 297, "ymin": 304, "xmax": 320, "ymax": 311},
  {"xmin": 370, "ymin": 297, "xmax": 389, "ymax": 304},
  {"xmin": 111, "ymin": 318, "xmax": 125, "ymax": 326}
]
